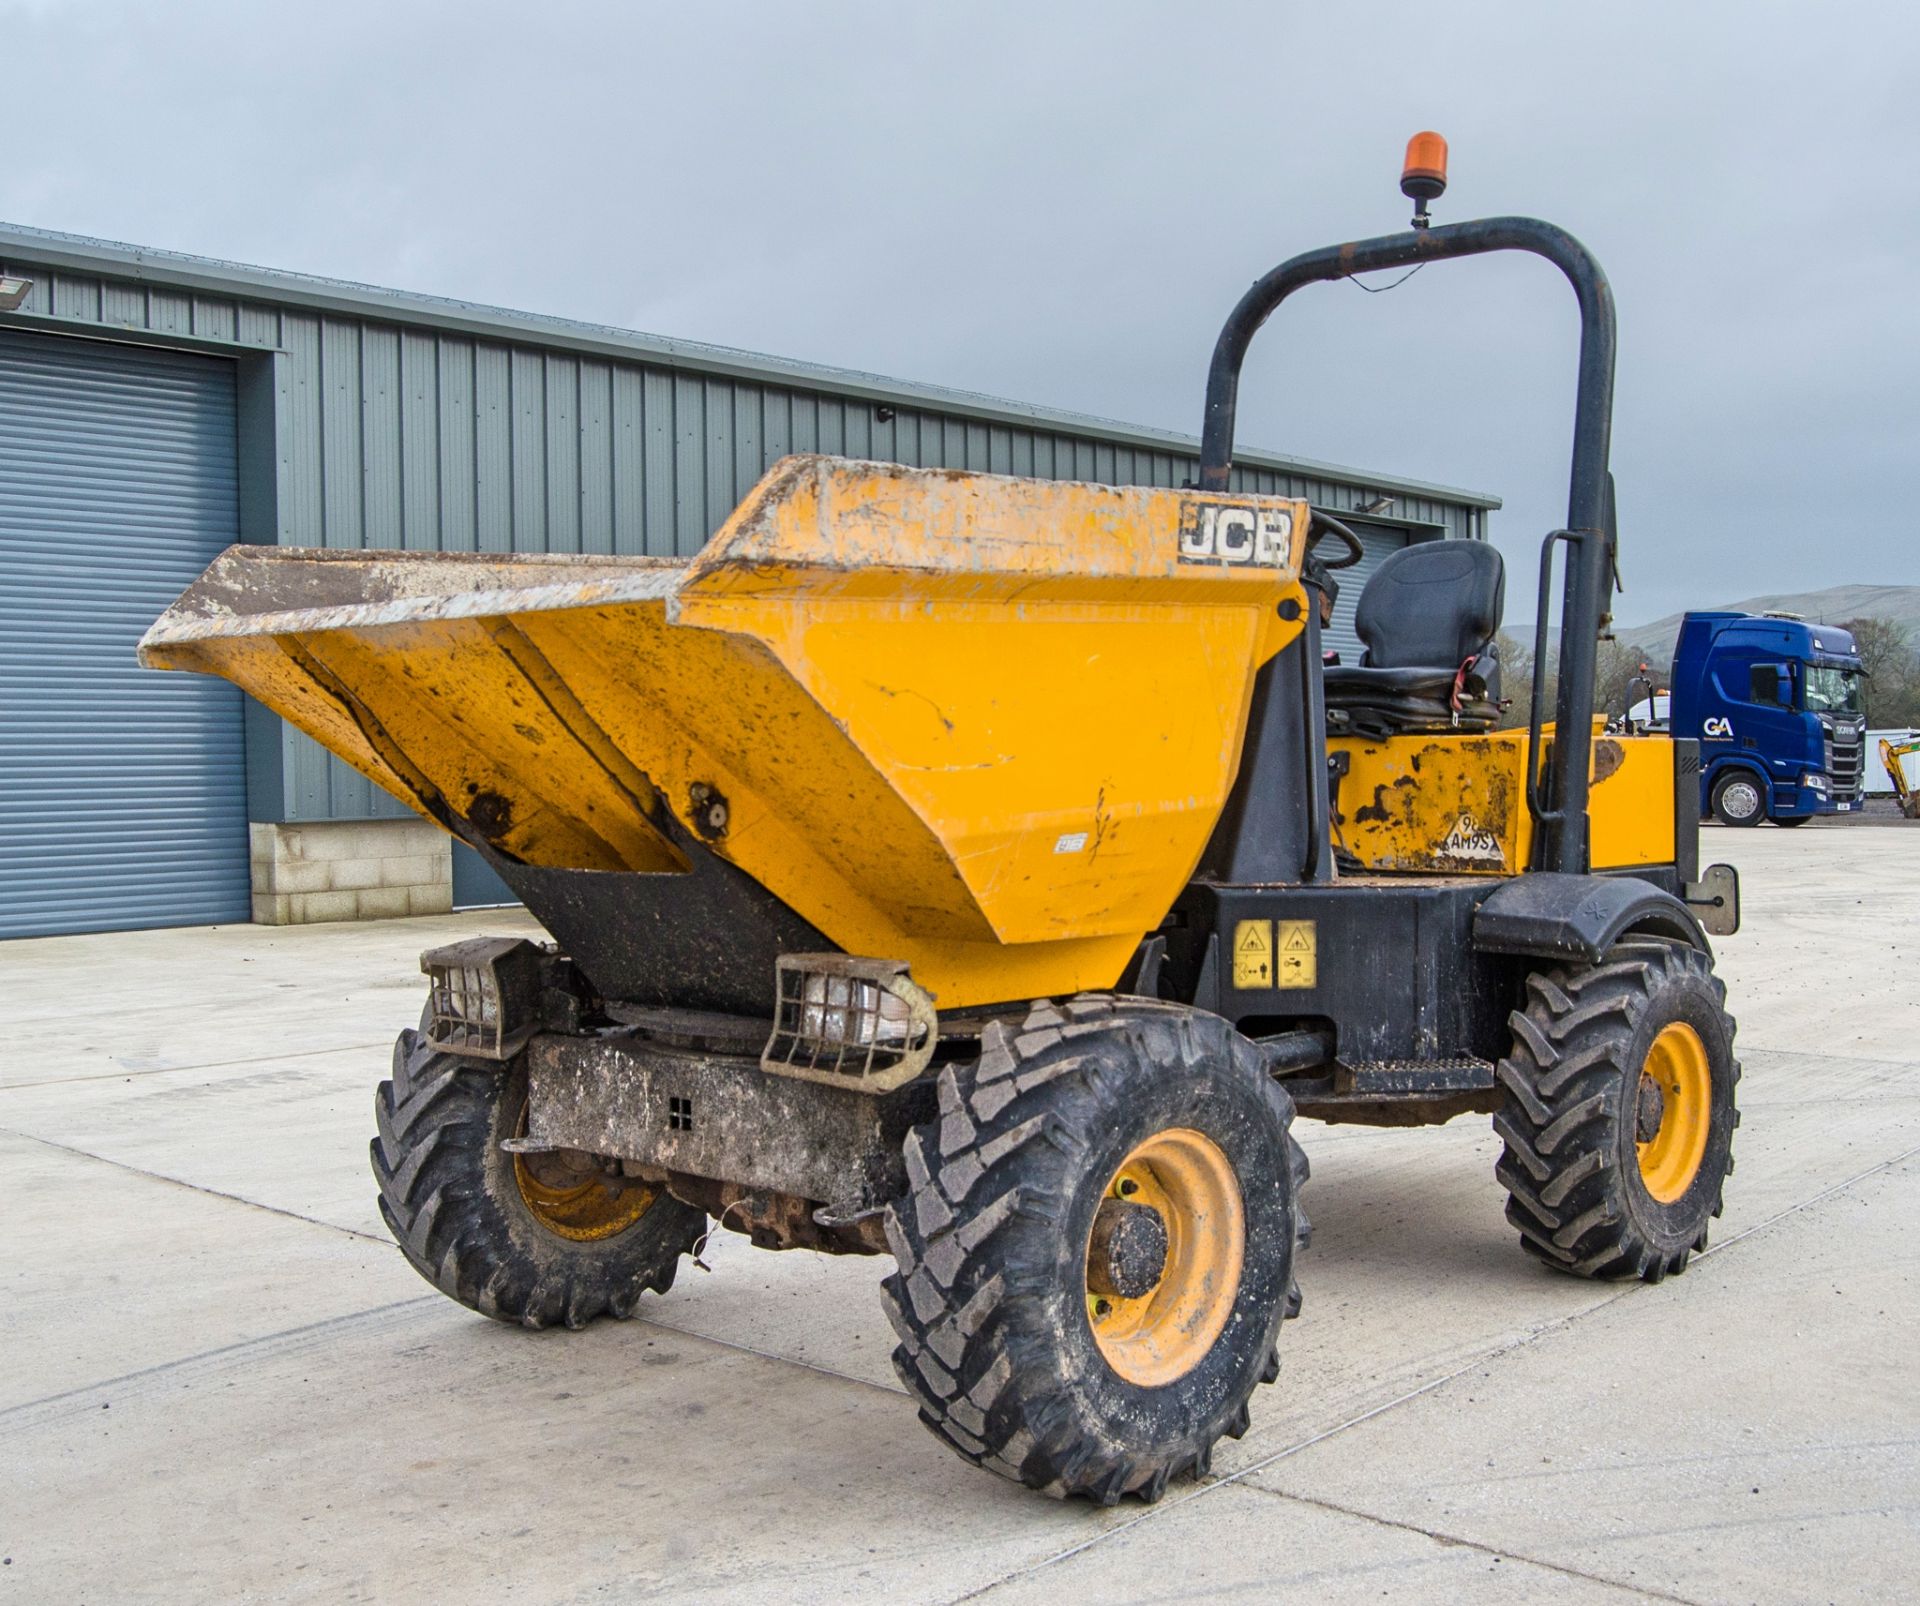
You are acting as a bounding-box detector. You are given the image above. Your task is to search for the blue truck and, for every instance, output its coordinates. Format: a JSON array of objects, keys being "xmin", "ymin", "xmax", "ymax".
[{"xmin": 1665, "ymin": 612, "xmax": 1867, "ymax": 826}]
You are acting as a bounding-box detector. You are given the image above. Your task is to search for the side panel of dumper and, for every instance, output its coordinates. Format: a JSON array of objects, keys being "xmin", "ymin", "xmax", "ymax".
[{"xmin": 1330, "ymin": 727, "xmax": 1677, "ymax": 876}]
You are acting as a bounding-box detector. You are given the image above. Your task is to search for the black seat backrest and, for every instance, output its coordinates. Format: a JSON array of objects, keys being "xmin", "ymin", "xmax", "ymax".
[{"xmin": 1354, "ymin": 540, "xmax": 1505, "ymax": 670}]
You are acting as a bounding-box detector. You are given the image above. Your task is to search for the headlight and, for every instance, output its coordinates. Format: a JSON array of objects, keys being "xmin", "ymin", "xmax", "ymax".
[
  {"xmin": 1803, "ymin": 772, "xmax": 1830, "ymax": 793},
  {"xmin": 800, "ymin": 971, "xmax": 918, "ymax": 1047}
]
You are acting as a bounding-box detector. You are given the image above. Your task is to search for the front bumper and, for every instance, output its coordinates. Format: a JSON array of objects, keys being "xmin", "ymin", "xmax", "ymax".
[
  {"xmin": 1774, "ymin": 775, "xmax": 1859, "ymax": 818},
  {"xmin": 519, "ymin": 1029, "xmax": 934, "ymax": 1211}
]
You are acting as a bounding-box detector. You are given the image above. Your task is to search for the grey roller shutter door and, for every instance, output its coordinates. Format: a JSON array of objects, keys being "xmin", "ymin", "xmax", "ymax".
[
  {"xmin": 0, "ymin": 330, "xmax": 247, "ymax": 937},
  {"xmin": 1318, "ymin": 518, "xmax": 1413, "ymax": 664}
]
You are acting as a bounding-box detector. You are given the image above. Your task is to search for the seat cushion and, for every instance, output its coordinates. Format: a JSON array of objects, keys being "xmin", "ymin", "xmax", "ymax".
[
  {"xmin": 1322, "ymin": 664, "xmax": 1459, "ymax": 701},
  {"xmin": 1323, "ymin": 660, "xmax": 1502, "ymax": 738}
]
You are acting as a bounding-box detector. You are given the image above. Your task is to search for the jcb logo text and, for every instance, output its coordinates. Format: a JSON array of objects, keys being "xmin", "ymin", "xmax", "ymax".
[{"xmin": 1178, "ymin": 502, "xmax": 1293, "ymax": 568}]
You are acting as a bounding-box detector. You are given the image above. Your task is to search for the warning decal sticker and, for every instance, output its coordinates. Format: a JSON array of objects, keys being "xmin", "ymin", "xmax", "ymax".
[
  {"xmin": 1232, "ymin": 919, "xmax": 1273, "ymax": 989},
  {"xmin": 1275, "ymin": 919, "xmax": 1317, "ymax": 989}
]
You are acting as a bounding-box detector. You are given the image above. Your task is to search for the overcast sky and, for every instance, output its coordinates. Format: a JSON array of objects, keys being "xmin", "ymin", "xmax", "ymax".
[{"xmin": 2, "ymin": 0, "xmax": 1915, "ymax": 623}]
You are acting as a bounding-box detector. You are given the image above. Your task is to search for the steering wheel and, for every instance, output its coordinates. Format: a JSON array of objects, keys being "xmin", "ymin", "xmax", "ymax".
[{"xmin": 1307, "ymin": 509, "xmax": 1366, "ymax": 570}]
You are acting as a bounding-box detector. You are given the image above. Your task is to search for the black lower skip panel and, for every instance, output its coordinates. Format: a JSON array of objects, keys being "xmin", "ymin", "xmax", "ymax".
[{"xmin": 480, "ymin": 842, "xmax": 833, "ymax": 1018}]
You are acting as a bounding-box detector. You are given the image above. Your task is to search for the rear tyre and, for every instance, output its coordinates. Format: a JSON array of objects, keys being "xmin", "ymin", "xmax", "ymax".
[
  {"xmin": 881, "ymin": 997, "xmax": 1308, "ymax": 1505},
  {"xmin": 1710, "ymin": 770, "xmax": 1767, "ymax": 827},
  {"xmin": 1494, "ymin": 939, "xmax": 1739, "ymax": 1281},
  {"xmin": 371, "ymin": 1028, "xmax": 705, "ymax": 1328}
]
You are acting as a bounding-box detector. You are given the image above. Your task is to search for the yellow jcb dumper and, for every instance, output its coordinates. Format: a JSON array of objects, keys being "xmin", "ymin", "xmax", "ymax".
[{"xmin": 142, "ymin": 138, "xmax": 1742, "ymax": 1504}]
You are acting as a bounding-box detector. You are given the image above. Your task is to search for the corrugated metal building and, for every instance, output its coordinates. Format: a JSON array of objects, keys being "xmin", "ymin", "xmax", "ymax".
[{"xmin": 0, "ymin": 222, "xmax": 1500, "ymax": 937}]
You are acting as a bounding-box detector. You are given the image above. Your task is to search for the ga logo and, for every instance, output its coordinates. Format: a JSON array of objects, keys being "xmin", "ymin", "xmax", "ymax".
[
  {"xmin": 1177, "ymin": 501, "xmax": 1294, "ymax": 568},
  {"xmin": 1702, "ymin": 716, "xmax": 1734, "ymax": 740}
]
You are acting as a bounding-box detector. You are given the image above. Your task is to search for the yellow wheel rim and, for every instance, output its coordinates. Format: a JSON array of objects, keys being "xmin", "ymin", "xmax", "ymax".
[
  {"xmin": 1636, "ymin": 1022, "xmax": 1712, "ymax": 1204},
  {"xmin": 1085, "ymin": 1128, "xmax": 1244, "ymax": 1388},
  {"xmin": 513, "ymin": 1149, "xmax": 657, "ymax": 1242}
]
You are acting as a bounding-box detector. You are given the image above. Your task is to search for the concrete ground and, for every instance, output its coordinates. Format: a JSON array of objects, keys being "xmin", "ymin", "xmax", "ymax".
[{"xmin": 4, "ymin": 825, "xmax": 1917, "ymax": 1604}]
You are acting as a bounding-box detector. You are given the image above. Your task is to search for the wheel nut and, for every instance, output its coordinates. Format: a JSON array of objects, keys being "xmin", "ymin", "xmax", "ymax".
[
  {"xmin": 1092, "ymin": 1297, "xmax": 1112, "ymax": 1318},
  {"xmin": 1117, "ymin": 1177, "xmax": 1139, "ymax": 1197}
]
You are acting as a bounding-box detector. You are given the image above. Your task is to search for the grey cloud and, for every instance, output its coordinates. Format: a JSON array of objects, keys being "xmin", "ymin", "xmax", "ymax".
[{"xmin": 1, "ymin": 0, "xmax": 1914, "ymax": 619}]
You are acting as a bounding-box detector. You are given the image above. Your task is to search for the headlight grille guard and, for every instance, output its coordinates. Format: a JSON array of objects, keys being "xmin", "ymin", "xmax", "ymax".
[
  {"xmin": 762, "ymin": 954, "xmax": 938, "ymax": 1091},
  {"xmin": 420, "ymin": 935, "xmax": 545, "ymax": 1061}
]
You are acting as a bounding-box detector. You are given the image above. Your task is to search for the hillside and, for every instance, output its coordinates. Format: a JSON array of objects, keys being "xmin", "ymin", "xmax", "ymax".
[{"xmin": 1612, "ymin": 584, "xmax": 1920, "ymax": 667}]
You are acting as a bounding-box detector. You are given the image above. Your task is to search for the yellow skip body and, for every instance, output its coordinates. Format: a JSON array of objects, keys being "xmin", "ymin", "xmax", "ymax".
[{"xmin": 142, "ymin": 455, "xmax": 1311, "ymax": 1006}]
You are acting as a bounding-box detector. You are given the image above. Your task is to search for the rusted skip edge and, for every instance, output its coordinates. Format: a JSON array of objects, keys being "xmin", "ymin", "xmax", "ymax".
[{"xmin": 139, "ymin": 570, "xmax": 687, "ymax": 659}]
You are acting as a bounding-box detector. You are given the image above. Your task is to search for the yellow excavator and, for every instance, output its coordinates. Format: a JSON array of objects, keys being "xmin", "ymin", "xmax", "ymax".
[
  {"xmin": 142, "ymin": 136, "xmax": 1742, "ymax": 1504},
  {"xmin": 1883, "ymin": 735, "xmax": 1920, "ymax": 818}
]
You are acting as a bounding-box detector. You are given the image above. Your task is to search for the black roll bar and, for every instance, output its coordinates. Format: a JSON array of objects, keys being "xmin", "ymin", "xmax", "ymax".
[{"xmin": 1198, "ymin": 216, "xmax": 1617, "ymax": 875}]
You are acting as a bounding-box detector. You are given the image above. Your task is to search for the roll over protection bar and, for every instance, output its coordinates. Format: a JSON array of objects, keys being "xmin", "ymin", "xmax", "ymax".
[{"xmin": 1198, "ymin": 216, "xmax": 1618, "ymax": 876}]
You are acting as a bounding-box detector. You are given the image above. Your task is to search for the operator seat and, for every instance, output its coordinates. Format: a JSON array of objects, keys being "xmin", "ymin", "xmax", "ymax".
[{"xmin": 1322, "ymin": 539, "xmax": 1506, "ymax": 738}]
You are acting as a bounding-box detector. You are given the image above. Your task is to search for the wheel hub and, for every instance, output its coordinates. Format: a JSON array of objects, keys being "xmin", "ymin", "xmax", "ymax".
[
  {"xmin": 1084, "ymin": 1129, "xmax": 1245, "ymax": 1387},
  {"xmin": 1634, "ymin": 1072, "xmax": 1666, "ymax": 1144},
  {"xmin": 1086, "ymin": 1198, "xmax": 1169, "ymax": 1300},
  {"xmin": 513, "ymin": 1144, "xmax": 658, "ymax": 1242},
  {"xmin": 1635, "ymin": 1021, "xmax": 1712, "ymax": 1203}
]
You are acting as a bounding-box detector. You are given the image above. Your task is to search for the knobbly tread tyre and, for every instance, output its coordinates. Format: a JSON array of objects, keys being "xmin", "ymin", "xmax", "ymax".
[
  {"xmin": 371, "ymin": 1028, "xmax": 705, "ymax": 1329},
  {"xmin": 1494, "ymin": 938, "xmax": 1739, "ymax": 1282},
  {"xmin": 879, "ymin": 996, "xmax": 1309, "ymax": 1505}
]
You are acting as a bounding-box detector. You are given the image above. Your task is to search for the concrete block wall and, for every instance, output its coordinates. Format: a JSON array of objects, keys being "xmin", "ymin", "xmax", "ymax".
[{"xmin": 250, "ymin": 820, "xmax": 453, "ymax": 925}]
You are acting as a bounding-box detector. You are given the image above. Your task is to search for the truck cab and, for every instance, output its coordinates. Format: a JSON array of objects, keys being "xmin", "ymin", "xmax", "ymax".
[{"xmin": 1669, "ymin": 611, "xmax": 1867, "ymax": 825}]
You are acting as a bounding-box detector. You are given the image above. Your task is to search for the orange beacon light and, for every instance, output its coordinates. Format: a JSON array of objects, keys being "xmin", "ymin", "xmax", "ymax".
[{"xmin": 1401, "ymin": 131, "xmax": 1449, "ymax": 227}]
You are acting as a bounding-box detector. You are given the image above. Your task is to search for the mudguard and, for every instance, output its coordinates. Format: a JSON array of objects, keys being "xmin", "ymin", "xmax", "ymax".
[{"xmin": 1472, "ymin": 871, "xmax": 1707, "ymax": 964}]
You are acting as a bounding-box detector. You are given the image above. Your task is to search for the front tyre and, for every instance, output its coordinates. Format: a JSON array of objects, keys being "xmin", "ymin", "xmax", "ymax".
[
  {"xmin": 371, "ymin": 1029, "xmax": 705, "ymax": 1328},
  {"xmin": 1710, "ymin": 770, "xmax": 1767, "ymax": 827},
  {"xmin": 1495, "ymin": 939, "xmax": 1739, "ymax": 1281},
  {"xmin": 881, "ymin": 998, "xmax": 1308, "ymax": 1505}
]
